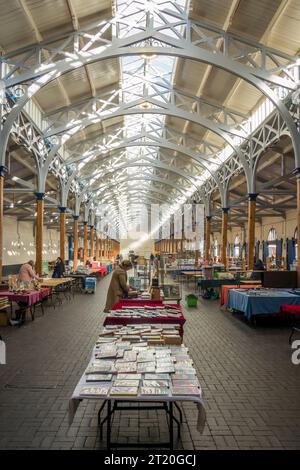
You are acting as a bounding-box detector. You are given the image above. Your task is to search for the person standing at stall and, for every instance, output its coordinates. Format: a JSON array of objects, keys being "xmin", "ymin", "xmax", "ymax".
[{"xmin": 104, "ymin": 260, "xmax": 132, "ymax": 312}]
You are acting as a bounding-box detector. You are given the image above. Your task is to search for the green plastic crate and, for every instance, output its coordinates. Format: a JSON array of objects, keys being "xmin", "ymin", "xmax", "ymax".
[{"xmin": 186, "ymin": 294, "xmax": 198, "ymax": 308}]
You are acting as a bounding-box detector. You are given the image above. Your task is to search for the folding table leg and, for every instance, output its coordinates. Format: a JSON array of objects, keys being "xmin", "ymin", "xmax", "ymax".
[
  {"xmin": 174, "ymin": 402, "xmax": 183, "ymax": 423},
  {"xmin": 30, "ymin": 306, "xmax": 34, "ymax": 321},
  {"xmin": 169, "ymin": 402, "xmax": 173, "ymax": 450},
  {"xmin": 97, "ymin": 400, "xmax": 107, "ymax": 424},
  {"xmin": 107, "ymin": 400, "xmax": 111, "ymax": 450}
]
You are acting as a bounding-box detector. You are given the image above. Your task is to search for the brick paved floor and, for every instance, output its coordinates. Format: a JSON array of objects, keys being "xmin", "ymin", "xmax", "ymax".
[{"xmin": 0, "ymin": 275, "xmax": 300, "ymax": 450}]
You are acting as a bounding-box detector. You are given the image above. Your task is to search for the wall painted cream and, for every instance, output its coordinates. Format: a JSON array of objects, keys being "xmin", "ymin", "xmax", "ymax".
[
  {"xmin": 210, "ymin": 209, "xmax": 298, "ymax": 258},
  {"xmin": 3, "ymin": 215, "xmax": 60, "ymax": 266},
  {"xmin": 120, "ymin": 230, "xmax": 155, "ymax": 258}
]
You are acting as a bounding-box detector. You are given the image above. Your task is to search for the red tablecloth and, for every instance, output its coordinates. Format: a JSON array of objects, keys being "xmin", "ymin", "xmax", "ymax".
[
  {"xmin": 90, "ymin": 265, "xmax": 107, "ymax": 276},
  {"xmin": 0, "ymin": 288, "xmax": 50, "ymax": 306},
  {"xmin": 104, "ymin": 302, "xmax": 185, "ymax": 336},
  {"xmin": 221, "ymin": 284, "xmax": 263, "ymax": 306},
  {"xmin": 112, "ymin": 299, "xmax": 163, "ymax": 308},
  {"xmin": 280, "ymin": 304, "xmax": 300, "ymax": 318}
]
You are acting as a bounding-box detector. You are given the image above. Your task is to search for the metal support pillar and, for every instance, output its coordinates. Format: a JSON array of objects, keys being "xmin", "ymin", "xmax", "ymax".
[
  {"xmin": 221, "ymin": 208, "xmax": 229, "ymax": 269},
  {"xmin": 73, "ymin": 216, "xmax": 79, "ymax": 270},
  {"xmin": 205, "ymin": 216, "xmax": 211, "ymax": 261},
  {"xmin": 90, "ymin": 225, "xmax": 94, "ymax": 259},
  {"xmin": 35, "ymin": 192, "xmax": 45, "ymax": 276},
  {"xmin": 59, "ymin": 206, "xmax": 66, "ymax": 261},
  {"xmin": 0, "ymin": 166, "xmax": 7, "ymax": 280},
  {"xmin": 83, "ymin": 222, "xmax": 88, "ymax": 263},
  {"xmin": 247, "ymin": 194, "xmax": 257, "ymax": 270}
]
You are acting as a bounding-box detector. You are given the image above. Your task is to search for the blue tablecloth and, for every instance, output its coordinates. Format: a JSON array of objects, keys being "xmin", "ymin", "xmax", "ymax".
[{"xmin": 227, "ymin": 289, "xmax": 300, "ymax": 320}]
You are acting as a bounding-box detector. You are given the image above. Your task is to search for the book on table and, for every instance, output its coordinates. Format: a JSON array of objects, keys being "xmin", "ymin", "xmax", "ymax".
[
  {"xmin": 80, "ymin": 386, "xmax": 109, "ymax": 397},
  {"xmin": 137, "ymin": 362, "xmax": 156, "ymax": 373},
  {"xmin": 142, "ymin": 379, "xmax": 169, "ymax": 387},
  {"xmin": 86, "ymin": 374, "xmax": 113, "ymax": 382},
  {"xmin": 110, "ymin": 386, "xmax": 138, "ymax": 396},
  {"xmin": 140, "ymin": 387, "xmax": 169, "ymax": 396},
  {"xmin": 171, "ymin": 385, "xmax": 200, "ymax": 396},
  {"xmin": 144, "ymin": 373, "xmax": 170, "ymax": 380}
]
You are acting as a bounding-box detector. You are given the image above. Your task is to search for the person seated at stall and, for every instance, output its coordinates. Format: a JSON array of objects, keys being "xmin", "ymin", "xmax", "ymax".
[
  {"xmin": 18, "ymin": 260, "xmax": 38, "ymax": 284},
  {"xmin": 104, "ymin": 260, "xmax": 132, "ymax": 312},
  {"xmin": 52, "ymin": 257, "xmax": 65, "ymax": 278}
]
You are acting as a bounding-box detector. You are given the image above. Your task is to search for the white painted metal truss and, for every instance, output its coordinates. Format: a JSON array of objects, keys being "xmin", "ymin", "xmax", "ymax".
[
  {"xmin": 5, "ymin": 92, "xmax": 297, "ymax": 219},
  {"xmin": 41, "ymin": 85, "xmax": 248, "ymax": 140},
  {"xmin": 0, "ymin": 0, "xmax": 300, "ymax": 230}
]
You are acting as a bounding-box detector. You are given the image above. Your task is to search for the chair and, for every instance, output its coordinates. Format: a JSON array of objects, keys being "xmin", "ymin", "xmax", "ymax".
[{"xmin": 31, "ymin": 299, "xmax": 45, "ymax": 318}]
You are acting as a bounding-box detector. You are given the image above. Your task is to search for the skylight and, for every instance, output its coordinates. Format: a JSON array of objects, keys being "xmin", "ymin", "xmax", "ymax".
[{"xmin": 113, "ymin": 0, "xmax": 189, "ymax": 232}]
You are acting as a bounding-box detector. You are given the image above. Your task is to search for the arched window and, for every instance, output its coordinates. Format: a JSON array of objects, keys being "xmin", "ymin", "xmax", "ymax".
[
  {"xmin": 234, "ymin": 235, "xmax": 240, "ymax": 257},
  {"xmin": 267, "ymin": 228, "xmax": 277, "ymax": 257},
  {"xmin": 294, "ymin": 227, "xmax": 298, "ymax": 260}
]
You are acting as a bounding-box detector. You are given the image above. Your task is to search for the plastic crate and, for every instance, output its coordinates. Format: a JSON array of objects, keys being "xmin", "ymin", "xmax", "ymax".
[
  {"xmin": 84, "ymin": 277, "xmax": 97, "ymax": 293},
  {"xmin": 84, "ymin": 277, "xmax": 97, "ymax": 287},
  {"xmin": 186, "ymin": 294, "xmax": 198, "ymax": 308}
]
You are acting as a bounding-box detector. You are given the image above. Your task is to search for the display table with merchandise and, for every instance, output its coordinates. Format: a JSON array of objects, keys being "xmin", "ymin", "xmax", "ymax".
[
  {"xmin": 68, "ymin": 324, "xmax": 206, "ymax": 449},
  {"xmin": 227, "ymin": 288, "xmax": 300, "ymax": 321},
  {"xmin": 89, "ymin": 267, "xmax": 107, "ymax": 277},
  {"xmin": 39, "ymin": 277, "xmax": 74, "ymax": 304},
  {"xmin": 118, "ymin": 298, "xmax": 163, "ymax": 306},
  {"xmin": 0, "ymin": 288, "xmax": 50, "ymax": 305},
  {"xmin": 39, "ymin": 277, "xmax": 74, "ymax": 287},
  {"xmin": 220, "ymin": 284, "xmax": 263, "ymax": 306},
  {"xmin": 0, "ymin": 288, "xmax": 50, "ymax": 321},
  {"xmin": 104, "ymin": 302, "xmax": 186, "ymax": 336},
  {"xmin": 280, "ymin": 304, "xmax": 300, "ymax": 343}
]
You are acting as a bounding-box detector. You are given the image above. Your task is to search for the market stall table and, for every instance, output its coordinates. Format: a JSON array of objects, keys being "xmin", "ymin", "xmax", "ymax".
[
  {"xmin": 39, "ymin": 277, "xmax": 74, "ymax": 304},
  {"xmin": 220, "ymin": 284, "xmax": 263, "ymax": 306},
  {"xmin": 39, "ymin": 277, "xmax": 73, "ymax": 287},
  {"xmin": 68, "ymin": 324, "xmax": 205, "ymax": 449},
  {"xmin": 179, "ymin": 272, "xmax": 203, "ymax": 288},
  {"xmin": 89, "ymin": 267, "xmax": 107, "ymax": 277},
  {"xmin": 240, "ymin": 280, "xmax": 262, "ymax": 285},
  {"xmin": 119, "ymin": 298, "xmax": 164, "ymax": 306},
  {"xmin": 280, "ymin": 304, "xmax": 300, "ymax": 343},
  {"xmin": 198, "ymin": 278, "xmax": 236, "ymax": 291},
  {"xmin": 0, "ymin": 288, "xmax": 50, "ymax": 321},
  {"xmin": 227, "ymin": 288, "xmax": 300, "ymax": 321},
  {"xmin": 180, "ymin": 270, "xmax": 203, "ymax": 285},
  {"xmin": 104, "ymin": 302, "xmax": 186, "ymax": 336}
]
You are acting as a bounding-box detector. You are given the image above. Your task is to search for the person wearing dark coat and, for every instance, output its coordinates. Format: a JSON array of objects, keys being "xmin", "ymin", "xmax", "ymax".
[
  {"xmin": 104, "ymin": 260, "xmax": 132, "ymax": 312},
  {"xmin": 52, "ymin": 257, "xmax": 65, "ymax": 278},
  {"xmin": 251, "ymin": 259, "xmax": 265, "ymax": 281}
]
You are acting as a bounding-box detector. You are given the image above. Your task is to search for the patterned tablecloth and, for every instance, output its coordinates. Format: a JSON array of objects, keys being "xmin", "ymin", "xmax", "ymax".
[{"xmin": 0, "ymin": 288, "xmax": 50, "ymax": 306}]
